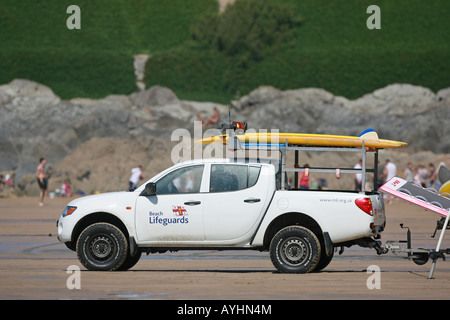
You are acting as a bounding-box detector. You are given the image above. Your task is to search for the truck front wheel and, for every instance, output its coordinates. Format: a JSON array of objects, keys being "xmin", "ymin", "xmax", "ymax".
[
  {"xmin": 270, "ymin": 226, "xmax": 321, "ymax": 273},
  {"xmin": 76, "ymin": 223, "xmax": 128, "ymax": 271}
]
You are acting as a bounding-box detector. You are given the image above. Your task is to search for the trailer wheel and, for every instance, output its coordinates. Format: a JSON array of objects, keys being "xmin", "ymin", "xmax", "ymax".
[
  {"xmin": 270, "ymin": 226, "xmax": 321, "ymax": 273},
  {"xmin": 412, "ymin": 252, "xmax": 429, "ymax": 265},
  {"xmin": 76, "ymin": 223, "xmax": 128, "ymax": 271}
]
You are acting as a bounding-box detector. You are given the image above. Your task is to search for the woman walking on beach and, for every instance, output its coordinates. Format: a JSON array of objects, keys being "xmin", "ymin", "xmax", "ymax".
[{"xmin": 36, "ymin": 158, "xmax": 48, "ymax": 207}]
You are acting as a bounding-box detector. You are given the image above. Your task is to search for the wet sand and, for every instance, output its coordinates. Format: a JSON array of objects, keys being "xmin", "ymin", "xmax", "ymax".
[{"xmin": 0, "ymin": 196, "xmax": 449, "ymax": 300}]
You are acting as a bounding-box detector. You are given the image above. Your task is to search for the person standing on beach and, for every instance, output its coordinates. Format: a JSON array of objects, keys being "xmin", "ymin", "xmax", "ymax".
[
  {"xmin": 298, "ymin": 164, "xmax": 310, "ymax": 190},
  {"xmin": 384, "ymin": 159, "xmax": 397, "ymax": 204},
  {"xmin": 354, "ymin": 159, "xmax": 363, "ymax": 191},
  {"xmin": 129, "ymin": 165, "xmax": 144, "ymax": 191},
  {"xmin": 36, "ymin": 158, "xmax": 48, "ymax": 206},
  {"xmin": 403, "ymin": 162, "xmax": 414, "ymax": 181}
]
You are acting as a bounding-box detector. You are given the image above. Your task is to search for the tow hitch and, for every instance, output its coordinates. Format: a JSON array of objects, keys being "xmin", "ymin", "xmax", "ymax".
[
  {"xmin": 346, "ymin": 237, "xmax": 389, "ymax": 255},
  {"xmin": 383, "ymin": 220, "xmax": 449, "ymax": 279}
]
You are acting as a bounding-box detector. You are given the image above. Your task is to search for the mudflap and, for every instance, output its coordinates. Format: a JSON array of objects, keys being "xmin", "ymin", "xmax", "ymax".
[{"xmin": 323, "ymin": 232, "xmax": 334, "ymax": 257}]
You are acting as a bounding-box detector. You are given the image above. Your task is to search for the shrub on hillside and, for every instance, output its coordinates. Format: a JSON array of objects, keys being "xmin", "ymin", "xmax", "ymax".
[{"xmin": 191, "ymin": 0, "xmax": 302, "ymax": 62}]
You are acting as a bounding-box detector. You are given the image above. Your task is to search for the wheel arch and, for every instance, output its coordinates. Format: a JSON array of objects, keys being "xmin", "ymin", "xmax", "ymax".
[
  {"xmin": 263, "ymin": 212, "xmax": 324, "ymax": 249},
  {"xmin": 69, "ymin": 212, "xmax": 130, "ymax": 249}
]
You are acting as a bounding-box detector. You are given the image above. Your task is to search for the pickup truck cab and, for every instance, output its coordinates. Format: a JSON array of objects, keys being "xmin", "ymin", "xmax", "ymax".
[{"xmin": 57, "ymin": 154, "xmax": 386, "ymax": 273}]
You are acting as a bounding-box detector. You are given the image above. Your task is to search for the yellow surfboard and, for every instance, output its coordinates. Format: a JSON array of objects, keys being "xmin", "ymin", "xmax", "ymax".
[{"xmin": 197, "ymin": 131, "xmax": 407, "ymax": 149}]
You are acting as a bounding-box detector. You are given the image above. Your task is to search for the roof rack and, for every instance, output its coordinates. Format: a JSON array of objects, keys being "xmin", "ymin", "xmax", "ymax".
[{"xmin": 226, "ymin": 132, "xmax": 379, "ymax": 193}]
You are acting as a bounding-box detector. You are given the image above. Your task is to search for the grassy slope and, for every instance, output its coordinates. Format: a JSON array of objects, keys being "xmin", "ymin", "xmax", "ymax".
[
  {"xmin": 145, "ymin": 0, "xmax": 450, "ymax": 102},
  {"xmin": 0, "ymin": 0, "xmax": 216, "ymax": 98},
  {"xmin": 263, "ymin": 0, "xmax": 450, "ymax": 98},
  {"xmin": 0, "ymin": 0, "xmax": 448, "ymax": 101}
]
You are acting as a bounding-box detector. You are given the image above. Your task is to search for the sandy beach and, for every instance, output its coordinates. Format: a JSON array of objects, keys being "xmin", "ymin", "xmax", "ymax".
[{"xmin": 0, "ymin": 195, "xmax": 449, "ymax": 300}]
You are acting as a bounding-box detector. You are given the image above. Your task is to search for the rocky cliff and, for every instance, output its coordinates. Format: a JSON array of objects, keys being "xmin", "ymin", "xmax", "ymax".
[
  {"xmin": 0, "ymin": 79, "xmax": 448, "ymax": 195},
  {"xmin": 230, "ymin": 84, "xmax": 450, "ymax": 153}
]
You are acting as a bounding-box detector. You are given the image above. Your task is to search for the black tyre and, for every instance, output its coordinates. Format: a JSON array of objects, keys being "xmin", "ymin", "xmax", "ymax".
[
  {"xmin": 117, "ymin": 250, "xmax": 142, "ymax": 271},
  {"xmin": 313, "ymin": 246, "xmax": 334, "ymax": 272},
  {"xmin": 412, "ymin": 252, "xmax": 429, "ymax": 265},
  {"xmin": 270, "ymin": 226, "xmax": 321, "ymax": 273},
  {"xmin": 76, "ymin": 223, "xmax": 128, "ymax": 271}
]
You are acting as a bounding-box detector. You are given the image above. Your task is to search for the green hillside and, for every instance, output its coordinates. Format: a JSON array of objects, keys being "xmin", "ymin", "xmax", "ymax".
[
  {"xmin": 0, "ymin": 0, "xmax": 216, "ymax": 98},
  {"xmin": 1, "ymin": 0, "xmax": 449, "ymax": 102},
  {"xmin": 145, "ymin": 0, "xmax": 450, "ymax": 102}
]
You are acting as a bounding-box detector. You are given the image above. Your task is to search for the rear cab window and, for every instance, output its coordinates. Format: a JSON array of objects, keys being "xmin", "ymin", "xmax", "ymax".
[{"xmin": 209, "ymin": 164, "xmax": 261, "ymax": 193}]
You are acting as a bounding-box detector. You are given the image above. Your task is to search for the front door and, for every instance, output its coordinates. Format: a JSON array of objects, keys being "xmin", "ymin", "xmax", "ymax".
[{"xmin": 135, "ymin": 164, "xmax": 206, "ymax": 243}]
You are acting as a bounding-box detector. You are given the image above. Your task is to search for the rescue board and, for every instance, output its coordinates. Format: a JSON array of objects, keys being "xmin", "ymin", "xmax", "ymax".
[
  {"xmin": 437, "ymin": 162, "xmax": 450, "ymax": 185},
  {"xmin": 380, "ymin": 177, "xmax": 450, "ymax": 217},
  {"xmin": 197, "ymin": 129, "xmax": 407, "ymax": 149}
]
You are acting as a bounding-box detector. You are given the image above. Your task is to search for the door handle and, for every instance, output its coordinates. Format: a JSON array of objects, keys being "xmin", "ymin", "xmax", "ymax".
[
  {"xmin": 184, "ymin": 201, "xmax": 201, "ymax": 206},
  {"xmin": 244, "ymin": 198, "xmax": 261, "ymax": 203}
]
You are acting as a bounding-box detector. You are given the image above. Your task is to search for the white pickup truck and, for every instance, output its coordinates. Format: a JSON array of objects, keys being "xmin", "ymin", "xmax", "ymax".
[{"xmin": 57, "ymin": 150, "xmax": 386, "ymax": 273}]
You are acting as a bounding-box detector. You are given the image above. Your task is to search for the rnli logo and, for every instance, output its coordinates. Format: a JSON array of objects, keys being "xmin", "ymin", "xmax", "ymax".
[
  {"xmin": 391, "ymin": 179, "xmax": 401, "ymax": 187},
  {"xmin": 172, "ymin": 206, "xmax": 187, "ymax": 216}
]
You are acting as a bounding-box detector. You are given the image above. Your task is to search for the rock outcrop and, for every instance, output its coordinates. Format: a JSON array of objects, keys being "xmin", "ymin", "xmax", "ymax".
[
  {"xmin": 0, "ymin": 79, "xmax": 448, "ymax": 195},
  {"xmin": 231, "ymin": 84, "xmax": 450, "ymax": 153}
]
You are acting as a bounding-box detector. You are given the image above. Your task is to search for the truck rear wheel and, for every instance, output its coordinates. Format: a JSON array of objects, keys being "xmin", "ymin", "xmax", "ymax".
[
  {"xmin": 76, "ymin": 223, "xmax": 128, "ymax": 271},
  {"xmin": 270, "ymin": 226, "xmax": 321, "ymax": 273},
  {"xmin": 313, "ymin": 247, "xmax": 334, "ymax": 272}
]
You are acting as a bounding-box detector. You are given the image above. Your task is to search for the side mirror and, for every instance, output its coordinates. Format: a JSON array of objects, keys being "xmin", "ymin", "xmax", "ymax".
[{"xmin": 140, "ymin": 182, "xmax": 156, "ymax": 197}]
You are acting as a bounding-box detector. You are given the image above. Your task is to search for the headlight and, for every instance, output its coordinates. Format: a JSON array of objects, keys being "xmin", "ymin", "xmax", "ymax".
[{"xmin": 62, "ymin": 206, "xmax": 77, "ymax": 217}]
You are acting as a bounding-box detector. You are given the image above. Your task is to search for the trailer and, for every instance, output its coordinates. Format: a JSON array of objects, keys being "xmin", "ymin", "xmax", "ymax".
[{"xmin": 380, "ymin": 177, "xmax": 450, "ymax": 279}]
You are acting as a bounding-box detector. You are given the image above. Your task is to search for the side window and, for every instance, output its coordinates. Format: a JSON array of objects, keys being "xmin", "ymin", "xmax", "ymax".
[
  {"xmin": 248, "ymin": 166, "xmax": 261, "ymax": 188},
  {"xmin": 210, "ymin": 164, "xmax": 261, "ymax": 193},
  {"xmin": 156, "ymin": 165, "xmax": 204, "ymax": 195}
]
